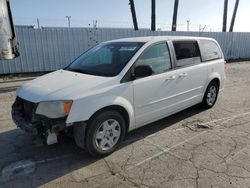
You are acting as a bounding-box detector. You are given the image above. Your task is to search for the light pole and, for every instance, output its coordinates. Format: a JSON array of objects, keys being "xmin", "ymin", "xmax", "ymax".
[
  {"xmin": 66, "ymin": 16, "xmax": 71, "ymax": 28},
  {"xmin": 151, "ymin": 0, "xmax": 156, "ymax": 31},
  {"xmin": 229, "ymin": 0, "xmax": 240, "ymax": 32},
  {"xmin": 186, "ymin": 20, "xmax": 190, "ymax": 32},
  {"xmin": 172, "ymin": 0, "xmax": 179, "ymax": 31},
  {"xmin": 222, "ymin": 0, "xmax": 228, "ymax": 32},
  {"xmin": 37, "ymin": 18, "xmax": 40, "ymax": 29},
  {"xmin": 129, "ymin": 0, "xmax": 138, "ymax": 30}
]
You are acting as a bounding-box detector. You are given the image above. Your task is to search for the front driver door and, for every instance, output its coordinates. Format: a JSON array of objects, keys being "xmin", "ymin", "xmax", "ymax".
[{"xmin": 133, "ymin": 42, "xmax": 177, "ymax": 127}]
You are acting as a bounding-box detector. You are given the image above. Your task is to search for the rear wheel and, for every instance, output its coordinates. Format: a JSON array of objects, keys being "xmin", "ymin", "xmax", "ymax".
[
  {"xmin": 85, "ymin": 110, "xmax": 126, "ymax": 156},
  {"xmin": 201, "ymin": 81, "xmax": 219, "ymax": 108}
]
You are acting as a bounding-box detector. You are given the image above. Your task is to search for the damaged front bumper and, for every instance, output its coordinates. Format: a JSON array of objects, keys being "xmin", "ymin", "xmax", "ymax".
[
  {"xmin": 12, "ymin": 97, "xmax": 41, "ymax": 135},
  {"xmin": 12, "ymin": 97, "xmax": 68, "ymax": 137},
  {"xmin": 12, "ymin": 109, "xmax": 40, "ymax": 135}
]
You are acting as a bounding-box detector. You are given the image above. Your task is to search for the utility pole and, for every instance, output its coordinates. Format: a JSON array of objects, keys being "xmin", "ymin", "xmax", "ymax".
[
  {"xmin": 199, "ymin": 24, "xmax": 206, "ymax": 32},
  {"xmin": 172, "ymin": 0, "xmax": 179, "ymax": 31},
  {"xmin": 66, "ymin": 16, "xmax": 71, "ymax": 28},
  {"xmin": 151, "ymin": 0, "xmax": 156, "ymax": 31},
  {"xmin": 222, "ymin": 0, "xmax": 228, "ymax": 32},
  {"xmin": 37, "ymin": 18, "xmax": 40, "ymax": 29},
  {"xmin": 129, "ymin": 0, "xmax": 138, "ymax": 30},
  {"xmin": 93, "ymin": 20, "xmax": 98, "ymax": 28},
  {"xmin": 202, "ymin": 25, "xmax": 206, "ymax": 32},
  {"xmin": 229, "ymin": 0, "xmax": 240, "ymax": 32},
  {"xmin": 186, "ymin": 20, "xmax": 190, "ymax": 32}
]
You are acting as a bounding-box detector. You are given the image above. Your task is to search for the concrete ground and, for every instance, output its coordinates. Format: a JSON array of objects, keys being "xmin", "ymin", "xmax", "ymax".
[{"xmin": 1, "ymin": 62, "xmax": 250, "ymax": 188}]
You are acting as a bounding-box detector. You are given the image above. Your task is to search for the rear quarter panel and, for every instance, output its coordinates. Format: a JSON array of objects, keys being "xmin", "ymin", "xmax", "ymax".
[
  {"xmin": 205, "ymin": 59, "xmax": 226, "ymax": 91},
  {"xmin": 198, "ymin": 39, "xmax": 226, "ymax": 92}
]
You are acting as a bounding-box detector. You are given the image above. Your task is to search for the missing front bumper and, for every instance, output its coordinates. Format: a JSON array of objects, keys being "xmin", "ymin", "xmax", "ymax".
[
  {"xmin": 11, "ymin": 97, "xmax": 67, "ymax": 136},
  {"xmin": 12, "ymin": 109, "xmax": 40, "ymax": 135}
]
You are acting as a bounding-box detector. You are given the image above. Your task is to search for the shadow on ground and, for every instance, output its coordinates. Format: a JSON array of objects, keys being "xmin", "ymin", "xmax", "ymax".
[
  {"xmin": 0, "ymin": 105, "xmax": 204, "ymax": 187},
  {"xmin": 0, "ymin": 86, "xmax": 19, "ymax": 94}
]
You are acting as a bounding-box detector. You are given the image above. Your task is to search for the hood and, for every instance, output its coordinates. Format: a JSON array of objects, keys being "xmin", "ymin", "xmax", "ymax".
[{"xmin": 17, "ymin": 70, "xmax": 115, "ymax": 103}]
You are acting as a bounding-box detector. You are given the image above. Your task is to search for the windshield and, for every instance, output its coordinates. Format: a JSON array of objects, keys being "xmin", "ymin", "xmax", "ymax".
[{"xmin": 66, "ymin": 42, "xmax": 144, "ymax": 77}]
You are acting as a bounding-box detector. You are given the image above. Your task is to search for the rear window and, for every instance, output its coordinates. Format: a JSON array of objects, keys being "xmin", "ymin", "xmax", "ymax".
[
  {"xmin": 173, "ymin": 41, "xmax": 201, "ymax": 67},
  {"xmin": 199, "ymin": 40, "xmax": 222, "ymax": 61}
]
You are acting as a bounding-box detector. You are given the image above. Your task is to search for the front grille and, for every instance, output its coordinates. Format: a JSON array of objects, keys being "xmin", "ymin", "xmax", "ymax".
[{"xmin": 13, "ymin": 97, "xmax": 38, "ymax": 122}]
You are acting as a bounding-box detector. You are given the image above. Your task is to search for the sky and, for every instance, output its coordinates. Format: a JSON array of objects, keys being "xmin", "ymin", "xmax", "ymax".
[{"xmin": 11, "ymin": 0, "xmax": 250, "ymax": 32}]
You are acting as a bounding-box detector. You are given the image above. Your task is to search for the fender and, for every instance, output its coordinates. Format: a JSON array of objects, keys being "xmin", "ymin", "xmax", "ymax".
[
  {"xmin": 66, "ymin": 95, "xmax": 136, "ymax": 131},
  {"xmin": 203, "ymin": 72, "xmax": 222, "ymax": 94}
]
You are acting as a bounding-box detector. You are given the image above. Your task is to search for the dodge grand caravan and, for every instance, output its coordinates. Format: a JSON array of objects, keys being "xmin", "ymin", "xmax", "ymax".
[{"xmin": 12, "ymin": 36, "xmax": 226, "ymax": 156}]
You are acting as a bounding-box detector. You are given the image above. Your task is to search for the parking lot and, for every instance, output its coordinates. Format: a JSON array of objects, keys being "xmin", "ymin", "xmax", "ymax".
[{"xmin": 1, "ymin": 62, "xmax": 250, "ymax": 188}]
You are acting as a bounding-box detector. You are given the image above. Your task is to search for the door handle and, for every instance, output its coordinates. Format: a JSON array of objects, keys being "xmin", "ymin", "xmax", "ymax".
[
  {"xmin": 179, "ymin": 73, "xmax": 188, "ymax": 77},
  {"xmin": 165, "ymin": 75, "xmax": 176, "ymax": 81}
]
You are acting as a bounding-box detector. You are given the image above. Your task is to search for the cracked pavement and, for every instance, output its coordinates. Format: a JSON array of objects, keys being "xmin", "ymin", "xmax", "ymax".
[{"xmin": 1, "ymin": 62, "xmax": 250, "ymax": 187}]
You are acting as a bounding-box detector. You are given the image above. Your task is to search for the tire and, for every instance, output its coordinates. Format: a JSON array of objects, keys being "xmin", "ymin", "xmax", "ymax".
[
  {"xmin": 201, "ymin": 81, "xmax": 219, "ymax": 109},
  {"xmin": 74, "ymin": 122, "xmax": 87, "ymax": 149},
  {"xmin": 85, "ymin": 110, "xmax": 126, "ymax": 157}
]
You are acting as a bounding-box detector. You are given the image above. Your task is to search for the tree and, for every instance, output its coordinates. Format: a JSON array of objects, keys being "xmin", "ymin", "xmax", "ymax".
[
  {"xmin": 229, "ymin": 0, "xmax": 240, "ymax": 32},
  {"xmin": 129, "ymin": 0, "xmax": 138, "ymax": 30},
  {"xmin": 172, "ymin": 0, "xmax": 179, "ymax": 31},
  {"xmin": 151, "ymin": 0, "xmax": 156, "ymax": 31},
  {"xmin": 222, "ymin": 0, "xmax": 228, "ymax": 32}
]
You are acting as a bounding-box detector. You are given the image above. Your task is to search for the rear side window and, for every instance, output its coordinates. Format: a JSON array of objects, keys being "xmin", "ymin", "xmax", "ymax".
[
  {"xmin": 173, "ymin": 41, "xmax": 201, "ymax": 67},
  {"xmin": 199, "ymin": 40, "xmax": 222, "ymax": 61}
]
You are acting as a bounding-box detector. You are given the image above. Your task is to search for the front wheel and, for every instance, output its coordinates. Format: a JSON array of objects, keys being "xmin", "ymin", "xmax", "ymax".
[
  {"xmin": 201, "ymin": 81, "xmax": 219, "ymax": 108},
  {"xmin": 85, "ymin": 110, "xmax": 126, "ymax": 156}
]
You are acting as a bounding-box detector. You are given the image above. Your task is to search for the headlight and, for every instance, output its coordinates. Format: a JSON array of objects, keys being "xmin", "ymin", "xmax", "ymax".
[{"xmin": 36, "ymin": 101, "xmax": 72, "ymax": 118}]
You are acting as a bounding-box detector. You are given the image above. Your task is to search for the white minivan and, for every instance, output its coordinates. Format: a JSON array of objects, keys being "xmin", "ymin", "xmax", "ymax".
[{"xmin": 12, "ymin": 36, "xmax": 226, "ymax": 156}]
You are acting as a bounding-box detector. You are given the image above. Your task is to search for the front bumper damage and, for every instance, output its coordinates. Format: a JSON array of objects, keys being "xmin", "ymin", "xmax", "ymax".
[
  {"xmin": 12, "ymin": 97, "xmax": 40, "ymax": 135},
  {"xmin": 12, "ymin": 97, "xmax": 68, "ymax": 144},
  {"xmin": 12, "ymin": 110, "xmax": 39, "ymax": 135}
]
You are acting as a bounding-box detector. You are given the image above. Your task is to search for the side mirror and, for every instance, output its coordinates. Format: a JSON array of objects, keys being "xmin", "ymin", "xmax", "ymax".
[{"xmin": 134, "ymin": 65, "xmax": 153, "ymax": 78}]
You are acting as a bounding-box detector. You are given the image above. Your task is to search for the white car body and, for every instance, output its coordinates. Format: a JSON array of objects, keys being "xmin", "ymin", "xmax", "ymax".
[{"xmin": 16, "ymin": 36, "xmax": 226, "ymax": 133}]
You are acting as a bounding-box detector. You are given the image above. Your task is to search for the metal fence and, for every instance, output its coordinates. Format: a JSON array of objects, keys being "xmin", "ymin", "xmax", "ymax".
[{"xmin": 1, "ymin": 27, "xmax": 250, "ymax": 74}]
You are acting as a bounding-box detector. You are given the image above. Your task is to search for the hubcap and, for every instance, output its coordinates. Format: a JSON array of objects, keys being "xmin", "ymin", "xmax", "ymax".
[
  {"xmin": 207, "ymin": 85, "xmax": 217, "ymax": 106},
  {"xmin": 95, "ymin": 119, "xmax": 121, "ymax": 151}
]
